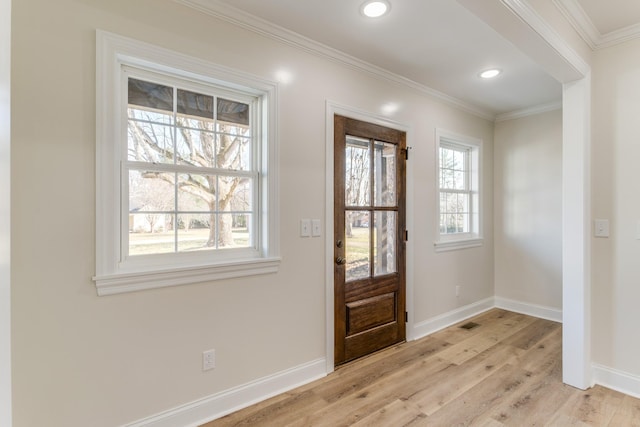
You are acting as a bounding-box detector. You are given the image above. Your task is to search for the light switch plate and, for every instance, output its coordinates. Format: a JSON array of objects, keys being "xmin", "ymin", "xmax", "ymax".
[
  {"xmin": 594, "ymin": 219, "xmax": 609, "ymax": 238},
  {"xmin": 312, "ymin": 219, "xmax": 321, "ymax": 237},
  {"xmin": 300, "ymin": 219, "xmax": 311, "ymax": 237}
]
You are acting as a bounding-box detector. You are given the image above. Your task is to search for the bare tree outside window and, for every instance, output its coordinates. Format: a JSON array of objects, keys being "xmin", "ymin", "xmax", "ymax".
[{"xmin": 126, "ymin": 78, "xmax": 254, "ymax": 255}]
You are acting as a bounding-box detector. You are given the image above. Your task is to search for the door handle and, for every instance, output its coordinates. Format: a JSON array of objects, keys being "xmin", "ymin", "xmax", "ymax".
[{"xmin": 336, "ymin": 256, "xmax": 346, "ymax": 265}]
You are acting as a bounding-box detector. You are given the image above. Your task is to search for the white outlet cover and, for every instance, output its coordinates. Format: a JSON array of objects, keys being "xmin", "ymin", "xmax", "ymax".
[
  {"xmin": 312, "ymin": 219, "xmax": 321, "ymax": 237},
  {"xmin": 203, "ymin": 349, "xmax": 215, "ymax": 371}
]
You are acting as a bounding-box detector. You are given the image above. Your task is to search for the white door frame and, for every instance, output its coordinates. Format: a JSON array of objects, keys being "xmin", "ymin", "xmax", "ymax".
[{"xmin": 325, "ymin": 101, "xmax": 414, "ymax": 373}]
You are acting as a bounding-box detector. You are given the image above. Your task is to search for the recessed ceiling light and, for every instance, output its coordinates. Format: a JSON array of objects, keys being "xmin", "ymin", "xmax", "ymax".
[
  {"xmin": 479, "ymin": 69, "xmax": 502, "ymax": 79},
  {"xmin": 361, "ymin": 0, "xmax": 390, "ymax": 18}
]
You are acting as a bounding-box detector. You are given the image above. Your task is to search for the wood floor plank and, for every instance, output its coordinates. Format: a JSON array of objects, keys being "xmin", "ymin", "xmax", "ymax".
[
  {"xmin": 435, "ymin": 311, "xmax": 535, "ymax": 365},
  {"xmin": 348, "ymin": 399, "xmax": 426, "ymax": 427},
  {"xmin": 422, "ymin": 363, "xmax": 534, "ymax": 425},
  {"xmin": 550, "ymin": 385, "xmax": 626, "ymax": 426},
  {"xmin": 501, "ymin": 317, "xmax": 561, "ymax": 350},
  {"xmin": 284, "ymin": 357, "xmax": 451, "ymax": 427},
  {"xmin": 609, "ymin": 394, "xmax": 640, "ymax": 426},
  {"xmin": 311, "ymin": 336, "xmax": 450, "ymax": 404},
  {"xmin": 203, "ymin": 389, "xmax": 326, "ymax": 427},
  {"xmin": 407, "ymin": 342, "xmax": 524, "ymax": 415},
  {"xmin": 429, "ymin": 309, "xmax": 515, "ymax": 345},
  {"xmin": 474, "ymin": 338, "xmax": 566, "ymax": 425},
  {"xmin": 201, "ymin": 309, "xmax": 640, "ymax": 427}
]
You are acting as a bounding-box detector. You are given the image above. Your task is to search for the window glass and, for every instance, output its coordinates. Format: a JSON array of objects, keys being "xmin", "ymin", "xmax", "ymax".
[
  {"xmin": 345, "ymin": 136, "xmax": 371, "ymax": 207},
  {"xmin": 125, "ymin": 77, "xmax": 257, "ymax": 257},
  {"xmin": 436, "ymin": 133, "xmax": 481, "ymax": 248}
]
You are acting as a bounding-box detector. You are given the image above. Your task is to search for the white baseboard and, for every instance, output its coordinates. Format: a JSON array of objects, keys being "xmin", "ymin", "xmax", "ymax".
[
  {"xmin": 125, "ymin": 297, "xmax": 565, "ymax": 426},
  {"xmin": 494, "ymin": 296, "xmax": 563, "ymax": 323},
  {"xmin": 592, "ymin": 363, "xmax": 640, "ymax": 399},
  {"xmin": 124, "ymin": 358, "xmax": 326, "ymax": 427},
  {"xmin": 411, "ymin": 297, "xmax": 495, "ymax": 341}
]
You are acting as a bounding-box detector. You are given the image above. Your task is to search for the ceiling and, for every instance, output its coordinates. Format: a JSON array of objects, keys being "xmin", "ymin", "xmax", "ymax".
[
  {"xmin": 574, "ymin": 0, "xmax": 640, "ymax": 35},
  {"xmin": 201, "ymin": 0, "xmax": 640, "ymax": 118}
]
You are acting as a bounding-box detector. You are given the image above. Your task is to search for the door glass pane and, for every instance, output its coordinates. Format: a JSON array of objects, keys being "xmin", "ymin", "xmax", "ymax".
[
  {"xmin": 374, "ymin": 211, "xmax": 397, "ymax": 276},
  {"xmin": 345, "ymin": 136, "xmax": 370, "ymax": 207},
  {"xmin": 374, "ymin": 141, "xmax": 396, "ymax": 207},
  {"xmin": 346, "ymin": 211, "xmax": 370, "ymax": 282}
]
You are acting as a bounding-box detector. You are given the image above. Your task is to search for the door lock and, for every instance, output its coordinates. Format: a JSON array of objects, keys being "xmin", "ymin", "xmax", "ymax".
[
  {"xmin": 336, "ymin": 256, "xmax": 346, "ymax": 265},
  {"xmin": 336, "ymin": 240, "xmax": 343, "ymax": 248}
]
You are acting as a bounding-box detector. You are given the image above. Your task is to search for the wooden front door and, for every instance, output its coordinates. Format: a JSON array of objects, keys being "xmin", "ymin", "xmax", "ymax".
[{"xmin": 334, "ymin": 115, "xmax": 407, "ymax": 365}]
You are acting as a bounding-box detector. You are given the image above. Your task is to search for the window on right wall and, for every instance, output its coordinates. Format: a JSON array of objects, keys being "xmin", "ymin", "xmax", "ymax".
[{"xmin": 435, "ymin": 129, "xmax": 483, "ymax": 252}]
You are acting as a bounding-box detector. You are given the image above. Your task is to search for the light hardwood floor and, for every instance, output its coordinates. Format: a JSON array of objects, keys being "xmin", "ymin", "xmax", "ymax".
[{"xmin": 201, "ymin": 309, "xmax": 640, "ymax": 426}]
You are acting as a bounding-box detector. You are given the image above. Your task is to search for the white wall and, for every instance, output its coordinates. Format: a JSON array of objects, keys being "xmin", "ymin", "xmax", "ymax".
[
  {"xmin": 592, "ymin": 38, "xmax": 640, "ymax": 378},
  {"xmin": 494, "ymin": 110, "xmax": 563, "ymax": 311},
  {"xmin": 10, "ymin": 0, "xmax": 494, "ymax": 425},
  {"xmin": 1, "ymin": 0, "xmax": 11, "ymax": 424}
]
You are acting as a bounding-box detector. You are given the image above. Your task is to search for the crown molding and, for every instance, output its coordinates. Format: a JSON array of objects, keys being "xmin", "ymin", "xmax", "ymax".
[
  {"xmin": 495, "ymin": 100, "xmax": 562, "ymax": 122},
  {"xmin": 553, "ymin": 0, "xmax": 640, "ymax": 50},
  {"xmin": 500, "ymin": 0, "xmax": 590, "ymax": 77},
  {"xmin": 174, "ymin": 0, "xmax": 495, "ymax": 121},
  {"xmin": 552, "ymin": 0, "xmax": 598, "ymax": 50},
  {"xmin": 599, "ymin": 22, "xmax": 640, "ymax": 49}
]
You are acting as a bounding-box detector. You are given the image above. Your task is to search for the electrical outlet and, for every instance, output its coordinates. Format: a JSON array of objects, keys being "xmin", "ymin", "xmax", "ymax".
[{"xmin": 203, "ymin": 349, "xmax": 215, "ymax": 371}]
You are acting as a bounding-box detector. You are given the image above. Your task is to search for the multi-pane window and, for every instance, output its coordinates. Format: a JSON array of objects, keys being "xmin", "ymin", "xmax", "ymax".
[
  {"xmin": 126, "ymin": 75, "xmax": 255, "ymax": 257},
  {"xmin": 439, "ymin": 142, "xmax": 471, "ymax": 234},
  {"xmin": 94, "ymin": 32, "xmax": 279, "ymax": 295},
  {"xmin": 435, "ymin": 130, "xmax": 482, "ymax": 251}
]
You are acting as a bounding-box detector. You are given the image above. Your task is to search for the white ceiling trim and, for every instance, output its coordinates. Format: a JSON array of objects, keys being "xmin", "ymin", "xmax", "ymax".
[
  {"xmin": 500, "ymin": 0, "xmax": 590, "ymax": 77},
  {"xmin": 495, "ymin": 100, "xmax": 562, "ymax": 122},
  {"xmin": 553, "ymin": 0, "xmax": 640, "ymax": 50},
  {"xmin": 174, "ymin": 0, "xmax": 495, "ymax": 121}
]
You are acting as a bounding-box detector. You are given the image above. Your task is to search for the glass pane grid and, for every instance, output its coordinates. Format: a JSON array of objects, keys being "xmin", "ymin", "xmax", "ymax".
[
  {"xmin": 439, "ymin": 143, "xmax": 472, "ymax": 235},
  {"xmin": 344, "ymin": 135, "xmax": 401, "ymax": 282},
  {"xmin": 439, "ymin": 146, "xmax": 469, "ymax": 191},
  {"xmin": 126, "ymin": 77, "xmax": 256, "ymax": 257},
  {"xmin": 439, "ymin": 190, "xmax": 470, "ymax": 234}
]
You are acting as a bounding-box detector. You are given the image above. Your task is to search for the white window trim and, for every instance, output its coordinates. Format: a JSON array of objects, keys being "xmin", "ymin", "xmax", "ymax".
[
  {"xmin": 94, "ymin": 31, "xmax": 280, "ymax": 295},
  {"xmin": 434, "ymin": 129, "xmax": 483, "ymax": 253}
]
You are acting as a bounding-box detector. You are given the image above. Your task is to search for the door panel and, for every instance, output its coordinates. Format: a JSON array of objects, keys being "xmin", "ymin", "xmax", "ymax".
[{"xmin": 334, "ymin": 115, "xmax": 406, "ymax": 365}]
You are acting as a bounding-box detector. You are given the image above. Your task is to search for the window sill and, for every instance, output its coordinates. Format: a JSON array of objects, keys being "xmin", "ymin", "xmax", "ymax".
[
  {"xmin": 93, "ymin": 257, "xmax": 281, "ymax": 296},
  {"xmin": 434, "ymin": 237, "xmax": 483, "ymax": 253}
]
